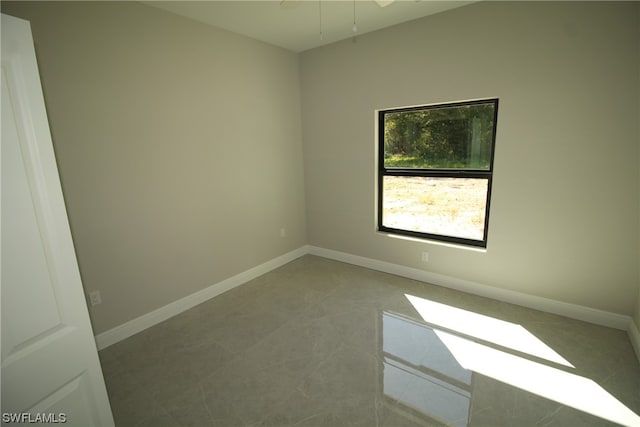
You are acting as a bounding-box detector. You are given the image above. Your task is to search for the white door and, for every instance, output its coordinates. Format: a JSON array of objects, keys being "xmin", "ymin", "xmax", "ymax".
[{"xmin": 1, "ymin": 14, "xmax": 114, "ymax": 426}]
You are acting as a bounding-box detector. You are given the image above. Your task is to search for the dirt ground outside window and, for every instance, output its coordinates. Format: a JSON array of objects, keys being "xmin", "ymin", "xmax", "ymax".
[{"xmin": 382, "ymin": 176, "xmax": 488, "ymax": 241}]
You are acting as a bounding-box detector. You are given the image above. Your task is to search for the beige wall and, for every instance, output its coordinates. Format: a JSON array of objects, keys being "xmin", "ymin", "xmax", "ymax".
[
  {"xmin": 3, "ymin": 1, "xmax": 639, "ymax": 334},
  {"xmin": 1, "ymin": 1, "xmax": 306, "ymax": 334},
  {"xmin": 636, "ymin": 3, "xmax": 640, "ymax": 331},
  {"xmin": 301, "ymin": 1, "xmax": 640, "ymax": 316}
]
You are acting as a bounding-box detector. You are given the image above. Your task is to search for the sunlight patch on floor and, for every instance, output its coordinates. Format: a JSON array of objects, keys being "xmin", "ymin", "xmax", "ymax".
[
  {"xmin": 405, "ymin": 294, "xmax": 573, "ymax": 367},
  {"xmin": 405, "ymin": 294, "xmax": 640, "ymax": 426}
]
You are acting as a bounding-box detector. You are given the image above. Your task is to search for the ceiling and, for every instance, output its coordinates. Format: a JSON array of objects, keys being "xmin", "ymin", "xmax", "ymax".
[{"xmin": 144, "ymin": 1, "xmax": 476, "ymax": 53}]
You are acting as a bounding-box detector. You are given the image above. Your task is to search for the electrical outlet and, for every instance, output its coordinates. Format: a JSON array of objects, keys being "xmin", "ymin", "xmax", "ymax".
[
  {"xmin": 89, "ymin": 291, "xmax": 102, "ymax": 306},
  {"xmin": 421, "ymin": 252, "xmax": 429, "ymax": 263},
  {"xmin": 280, "ymin": 227, "xmax": 286, "ymax": 238}
]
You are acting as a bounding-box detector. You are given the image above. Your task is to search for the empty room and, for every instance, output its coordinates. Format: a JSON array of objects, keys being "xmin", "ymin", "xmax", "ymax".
[{"xmin": 1, "ymin": 1, "xmax": 639, "ymax": 426}]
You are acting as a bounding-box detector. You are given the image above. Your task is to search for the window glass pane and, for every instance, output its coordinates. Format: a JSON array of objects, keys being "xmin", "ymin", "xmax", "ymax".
[
  {"xmin": 382, "ymin": 176, "xmax": 488, "ymax": 241},
  {"xmin": 383, "ymin": 102, "xmax": 495, "ymax": 170}
]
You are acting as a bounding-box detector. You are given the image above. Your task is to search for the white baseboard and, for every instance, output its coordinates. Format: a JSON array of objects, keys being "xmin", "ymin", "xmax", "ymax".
[
  {"xmin": 94, "ymin": 246, "xmax": 308, "ymax": 350},
  {"xmin": 629, "ymin": 320, "xmax": 640, "ymax": 365},
  {"xmin": 95, "ymin": 243, "xmax": 637, "ymax": 360},
  {"xmin": 307, "ymin": 246, "xmax": 632, "ymax": 331}
]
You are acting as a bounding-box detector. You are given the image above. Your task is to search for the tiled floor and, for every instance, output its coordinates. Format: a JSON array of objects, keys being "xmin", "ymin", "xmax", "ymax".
[{"xmin": 99, "ymin": 255, "xmax": 640, "ymax": 426}]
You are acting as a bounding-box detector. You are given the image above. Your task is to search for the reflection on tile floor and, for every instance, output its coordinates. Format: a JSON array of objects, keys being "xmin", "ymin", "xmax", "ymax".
[{"xmin": 99, "ymin": 255, "xmax": 640, "ymax": 426}]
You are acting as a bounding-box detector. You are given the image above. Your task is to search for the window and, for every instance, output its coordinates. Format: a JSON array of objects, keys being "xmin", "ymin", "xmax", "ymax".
[{"xmin": 378, "ymin": 99, "xmax": 498, "ymax": 247}]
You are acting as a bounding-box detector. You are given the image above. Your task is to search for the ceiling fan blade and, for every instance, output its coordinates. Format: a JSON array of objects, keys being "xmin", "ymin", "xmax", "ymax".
[
  {"xmin": 279, "ymin": 0, "xmax": 302, "ymax": 10},
  {"xmin": 375, "ymin": 0, "xmax": 395, "ymax": 7}
]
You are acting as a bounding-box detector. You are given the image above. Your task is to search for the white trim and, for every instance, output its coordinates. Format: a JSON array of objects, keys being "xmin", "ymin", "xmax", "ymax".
[
  {"xmin": 307, "ymin": 246, "xmax": 631, "ymax": 331},
  {"xmin": 629, "ymin": 320, "xmax": 640, "ymax": 365},
  {"xmin": 94, "ymin": 247, "xmax": 308, "ymax": 350},
  {"xmin": 95, "ymin": 244, "xmax": 635, "ymax": 352}
]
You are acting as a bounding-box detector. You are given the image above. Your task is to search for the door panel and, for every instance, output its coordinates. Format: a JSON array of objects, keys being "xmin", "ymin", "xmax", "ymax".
[
  {"xmin": 1, "ymin": 69, "xmax": 63, "ymax": 358},
  {"xmin": 1, "ymin": 13, "xmax": 114, "ymax": 426}
]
